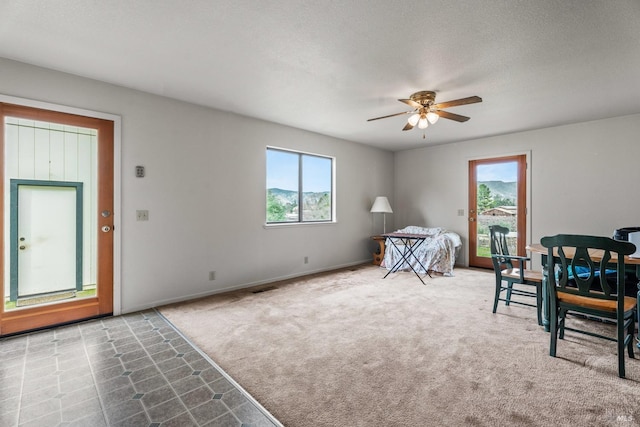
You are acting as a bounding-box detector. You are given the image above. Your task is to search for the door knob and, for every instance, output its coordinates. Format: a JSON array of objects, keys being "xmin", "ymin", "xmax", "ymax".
[
  {"xmin": 469, "ymin": 218, "xmax": 475, "ymax": 222},
  {"xmin": 101, "ymin": 225, "xmax": 111, "ymax": 232}
]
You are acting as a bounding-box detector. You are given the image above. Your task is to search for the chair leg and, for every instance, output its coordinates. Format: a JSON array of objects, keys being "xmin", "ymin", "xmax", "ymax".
[
  {"xmin": 506, "ymin": 282, "xmax": 513, "ymax": 306},
  {"xmin": 627, "ymin": 317, "xmax": 635, "ymax": 359},
  {"xmin": 536, "ymin": 282, "xmax": 543, "ymax": 326},
  {"xmin": 492, "ymin": 278, "xmax": 502, "ymax": 314},
  {"xmin": 559, "ymin": 308, "xmax": 566, "ymax": 340},
  {"xmin": 618, "ymin": 321, "xmax": 626, "ymax": 378},
  {"xmin": 549, "ymin": 305, "xmax": 558, "ymax": 357}
]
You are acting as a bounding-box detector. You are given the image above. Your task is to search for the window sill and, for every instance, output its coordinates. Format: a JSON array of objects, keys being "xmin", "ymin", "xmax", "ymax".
[{"xmin": 263, "ymin": 221, "xmax": 337, "ymax": 229}]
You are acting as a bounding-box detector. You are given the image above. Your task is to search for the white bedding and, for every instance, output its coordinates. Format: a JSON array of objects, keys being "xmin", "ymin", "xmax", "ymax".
[{"xmin": 381, "ymin": 226, "xmax": 462, "ymax": 276}]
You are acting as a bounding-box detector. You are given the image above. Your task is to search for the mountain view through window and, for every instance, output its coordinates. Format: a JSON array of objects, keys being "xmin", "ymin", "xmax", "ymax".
[{"xmin": 266, "ymin": 148, "xmax": 333, "ymax": 223}]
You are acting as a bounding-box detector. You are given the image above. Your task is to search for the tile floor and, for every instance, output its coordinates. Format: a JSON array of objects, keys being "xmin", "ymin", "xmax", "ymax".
[{"xmin": 0, "ymin": 310, "xmax": 281, "ymax": 427}]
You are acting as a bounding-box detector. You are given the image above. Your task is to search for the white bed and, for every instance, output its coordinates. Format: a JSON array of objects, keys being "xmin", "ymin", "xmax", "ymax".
[{"xmin": 381, "ymin": 226, "xmax": 462, "ymax": 276}]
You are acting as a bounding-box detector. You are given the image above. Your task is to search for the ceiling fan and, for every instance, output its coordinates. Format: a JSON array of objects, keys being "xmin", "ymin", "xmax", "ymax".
[{"xmin": 367, "ymin": 91, "xmax": 482, "ymax": 134}]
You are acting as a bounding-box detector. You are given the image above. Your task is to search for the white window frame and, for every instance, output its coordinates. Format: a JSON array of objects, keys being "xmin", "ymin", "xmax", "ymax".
[{"xmin": 265, "ymin": 146, "xmax": 336, "ymax": 226}]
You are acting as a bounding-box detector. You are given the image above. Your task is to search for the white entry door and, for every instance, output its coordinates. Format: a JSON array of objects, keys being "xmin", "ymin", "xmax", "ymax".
[{"xmin": 12, "ymin": 181, "xmax": 82, "ymax": 299}]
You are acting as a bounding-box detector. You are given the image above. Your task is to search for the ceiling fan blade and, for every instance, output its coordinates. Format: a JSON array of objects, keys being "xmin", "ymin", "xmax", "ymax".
[
  {"xmin": 402, "ymin": 122, "xmax": 414, "ymax": 131},
  {"xmin": 399, "ymin": 98, "xmax": 422, "ymax": 109},
  {"xmin": 367, "ymin": 111, "xmax": 411, "ymax": 121},
  {"xmin": 437, "ymin": 110, "xmax": 470, "ymax": 122},
  {"xmin": 434, "ymin": 96, "xmax": 482, "ymax": 109}
]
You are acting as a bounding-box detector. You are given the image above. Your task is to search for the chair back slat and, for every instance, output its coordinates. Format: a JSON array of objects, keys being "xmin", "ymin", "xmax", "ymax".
[{"xmin": 489, "ymin": 225, "xmax": 512, "ymax": 269}]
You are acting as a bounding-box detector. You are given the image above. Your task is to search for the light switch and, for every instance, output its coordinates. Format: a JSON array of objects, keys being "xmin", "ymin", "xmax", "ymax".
[{"xmin": 136, "ymin": 210, "xmax": 149, "ymax": 221}]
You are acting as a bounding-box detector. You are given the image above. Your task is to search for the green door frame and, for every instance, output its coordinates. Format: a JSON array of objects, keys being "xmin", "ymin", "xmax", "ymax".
[{"xmin": 9, "ymin": 179, "xmax": 83, "ymax": 302}]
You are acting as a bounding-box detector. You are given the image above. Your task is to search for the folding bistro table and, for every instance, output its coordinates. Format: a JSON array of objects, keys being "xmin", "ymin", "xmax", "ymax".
[{"xmin": 381, "ymin": 232, "xmax": 432, "ymax": 285}]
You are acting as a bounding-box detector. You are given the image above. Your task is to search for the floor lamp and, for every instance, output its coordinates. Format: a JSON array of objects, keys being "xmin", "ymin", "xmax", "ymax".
[{"xmin": 370, "ymin": 196, "xmax": 393, "ymax": 234}]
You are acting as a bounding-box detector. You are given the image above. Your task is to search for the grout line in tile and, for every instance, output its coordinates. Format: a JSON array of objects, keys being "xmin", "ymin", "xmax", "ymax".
[
  {"xmin": 81, "ymin": 319, "xmax": 116, "ymax": 426},
  {"xmin": 14, "ymin": 336, "xmax": 27, "ymax": 427}
]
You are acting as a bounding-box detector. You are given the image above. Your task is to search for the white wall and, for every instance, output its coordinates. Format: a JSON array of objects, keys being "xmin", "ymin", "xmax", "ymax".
[
  {"xmin": 395, "ymin": 113, "xmax": 640, "ymax": 267},
  {"xmin": 0, "ymin": 58, "xmax": 394, "ymax": 312}
]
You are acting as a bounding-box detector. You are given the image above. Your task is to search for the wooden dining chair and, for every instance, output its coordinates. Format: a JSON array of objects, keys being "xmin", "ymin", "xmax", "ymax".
[
  {"xmin": 489, "ymin": 225, "xmax": 543, "ymax": 325},
  {"xmin": 540, "ymin": 234, "xmax": 637, "ymax": 378}
]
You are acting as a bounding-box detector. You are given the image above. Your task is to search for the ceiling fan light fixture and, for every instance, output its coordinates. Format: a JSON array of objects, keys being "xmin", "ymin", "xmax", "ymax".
[
  {"xmin": 418, "ymin": 115, "xmax": 429, "ymax": 129},
  {"xmin": 426, "ymin": 111, "xmax": 439, "ymax": 124},
  {"xmin": 366, "ymin": 90, "xmax": 482, "ymax": 136},
  {"xmin": 407, "ymin": 113, "xmax": 420, "ymax": 126}
]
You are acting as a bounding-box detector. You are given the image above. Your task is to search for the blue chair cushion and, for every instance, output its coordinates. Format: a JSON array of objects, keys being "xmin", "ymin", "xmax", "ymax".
[
  {"xmin": 554, "ymin": 266, "xmax": 637, "ymax": 296},
  {"xmin": 567, "ymin": 265, "xmax": 616, "ymax": 280}
]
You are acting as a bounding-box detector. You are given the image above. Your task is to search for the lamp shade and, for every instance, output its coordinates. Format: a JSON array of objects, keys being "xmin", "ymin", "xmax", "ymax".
[
  {"xmin": 407, "ymin": 113, "xmax": 420, "ymax": 126},
  {"xmin": 370, "ymin": 196, "xmax": 393, "ymax": 213},
  {"xmin": 418, "ymin": 116, "xmax": 429, "ymax": 129}
]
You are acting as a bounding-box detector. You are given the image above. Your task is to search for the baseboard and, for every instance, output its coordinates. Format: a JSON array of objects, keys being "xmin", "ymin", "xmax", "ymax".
[{"xmin": 121, "ymin": 258, "xmax": 372, "ymax": 314}]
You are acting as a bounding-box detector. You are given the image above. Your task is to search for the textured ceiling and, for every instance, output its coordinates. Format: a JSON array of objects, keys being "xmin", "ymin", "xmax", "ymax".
[{"xmin": 1, "ymin": 1, "xmax": 639, "ymax": 151}]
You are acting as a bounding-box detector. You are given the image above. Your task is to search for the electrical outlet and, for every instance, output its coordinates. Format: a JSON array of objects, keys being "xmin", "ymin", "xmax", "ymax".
[
  {"xmin": 209, "ymin": 271, "xmax": 216, "ymax": 281},
  {"xmin": 457, "ymin": 209, "xmax": 465, "ymax": 216},
  {"xmin": 136, "ymin": 210, "xmax": 149, "ymax": 221},
  {"xmin": 304, "ymin": 256, "xmax": 309, "ymax": 264}
]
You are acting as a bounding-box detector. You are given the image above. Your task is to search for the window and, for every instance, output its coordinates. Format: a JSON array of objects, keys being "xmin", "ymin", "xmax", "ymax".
[{"xmin": 266, "ymin": 147, "xmax": 333, "ymax": 224}]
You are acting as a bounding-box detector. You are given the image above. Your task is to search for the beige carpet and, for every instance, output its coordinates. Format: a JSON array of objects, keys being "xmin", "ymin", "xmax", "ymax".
[{"xmin": 160, "ymin": 265, "xmax": 640, "ymax": 426}]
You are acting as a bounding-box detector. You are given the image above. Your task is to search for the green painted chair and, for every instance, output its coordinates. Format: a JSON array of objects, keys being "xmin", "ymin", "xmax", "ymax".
[
  {"xmin": 489, "ymin": 225, "xmax": 543, "ymax": 325},
  {"xmin": 540, "ymin": 234, "xmax": 637, "ymax": 378}
]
